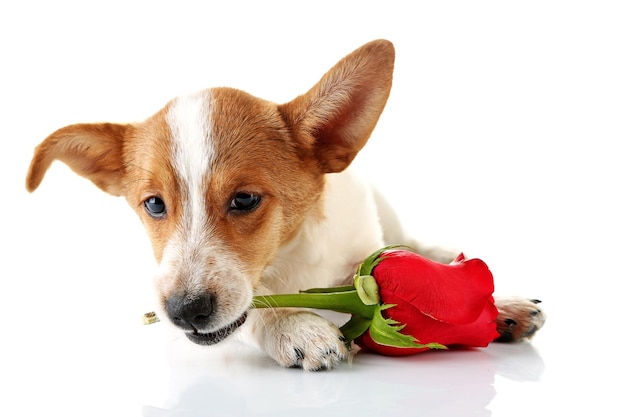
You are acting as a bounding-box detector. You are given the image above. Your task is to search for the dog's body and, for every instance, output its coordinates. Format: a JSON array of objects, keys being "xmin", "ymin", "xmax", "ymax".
[{"xmin": 26, "ymin": 40, "xmax": 545, "ymax": 370}]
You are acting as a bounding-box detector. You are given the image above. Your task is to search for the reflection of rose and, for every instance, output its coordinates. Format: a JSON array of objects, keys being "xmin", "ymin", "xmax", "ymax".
[{"xmin": 253, "ymin": 246, "xmax": 500, "ymax": 356}]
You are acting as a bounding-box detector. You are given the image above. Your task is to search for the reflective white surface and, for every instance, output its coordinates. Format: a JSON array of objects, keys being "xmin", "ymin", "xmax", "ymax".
[
  {"xmin": 2, "ymin": 1, "xmax": 625, "ymax": 416},
  {"xmin": 3, "ymin": 303, "xmax": 622, "ymax": 417}
]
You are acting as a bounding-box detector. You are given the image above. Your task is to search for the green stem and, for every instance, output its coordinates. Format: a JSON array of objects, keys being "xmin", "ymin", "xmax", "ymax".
[{"xmin": 252, "ymin": 288, "xmax": 375, "ymax": 319}]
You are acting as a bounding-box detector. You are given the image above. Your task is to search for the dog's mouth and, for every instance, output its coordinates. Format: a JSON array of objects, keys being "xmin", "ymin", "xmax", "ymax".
[{"xmin": 185, "ymin": 312, "xmax": 248, "ymax": 346}]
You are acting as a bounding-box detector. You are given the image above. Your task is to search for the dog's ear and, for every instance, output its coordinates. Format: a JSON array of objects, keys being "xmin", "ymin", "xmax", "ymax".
[
  {"xmin": 26, "ymin": 123, "xmax": 131, "ymax": 196},
  {"xmin": 278, "ymin": 39, "xmax": 394, "ymax": 173}
]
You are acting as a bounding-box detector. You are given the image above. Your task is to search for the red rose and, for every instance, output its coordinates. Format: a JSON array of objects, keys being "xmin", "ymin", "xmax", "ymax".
[
  {"xmin": 251, "ymin": 246, "xmax": 500, "ymax": 356},
  {"xmin": 354, "ymin": 250, "xmax": 500, "ymax": 356}
]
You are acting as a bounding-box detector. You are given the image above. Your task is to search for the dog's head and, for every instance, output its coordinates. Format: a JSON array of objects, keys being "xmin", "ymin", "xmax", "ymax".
[{"xmin": 25, "ymin": 40, "xmax": 394, "ymax": 345}]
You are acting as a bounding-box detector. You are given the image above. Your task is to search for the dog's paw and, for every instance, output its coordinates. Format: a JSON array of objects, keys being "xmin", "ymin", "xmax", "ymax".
[
  {"xmin": 260, "ymin": 310, "xmax": 349, "ymax": 371},
  {"xmin": 494, "ymin": 296, "xmax": 546, "ymax": 342}
]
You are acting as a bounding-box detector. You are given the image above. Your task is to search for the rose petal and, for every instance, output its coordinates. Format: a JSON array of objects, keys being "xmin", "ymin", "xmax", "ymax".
[{"xmin": 374, "ymin": 250, "xmax": 495, "ymax": 325}]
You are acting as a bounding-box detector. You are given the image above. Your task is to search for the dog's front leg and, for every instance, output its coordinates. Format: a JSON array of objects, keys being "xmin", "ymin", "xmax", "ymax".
[{"xmin": 247, "ymin": 308, "xmax": 349, "ymax": 371}]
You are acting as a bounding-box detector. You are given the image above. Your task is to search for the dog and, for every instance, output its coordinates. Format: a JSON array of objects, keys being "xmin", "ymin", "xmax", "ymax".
[{"xmin": 26, "ymin": 39, "xmax": 545, "ymax": 370}]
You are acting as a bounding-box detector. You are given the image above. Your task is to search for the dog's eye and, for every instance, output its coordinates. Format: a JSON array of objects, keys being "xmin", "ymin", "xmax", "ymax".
[
  {"xmin": 229, "ymin": 193, "xmax": 261, "ymax": 212},
  {"xmin": 144, "ymin": 196, "xmax": 166, "ymax": 218}
]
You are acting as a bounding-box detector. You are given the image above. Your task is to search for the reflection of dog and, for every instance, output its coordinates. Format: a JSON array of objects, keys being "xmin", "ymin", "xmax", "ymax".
[{"xmin": 26, "ymin": 40, "xmax": 545, "ymax": 370}]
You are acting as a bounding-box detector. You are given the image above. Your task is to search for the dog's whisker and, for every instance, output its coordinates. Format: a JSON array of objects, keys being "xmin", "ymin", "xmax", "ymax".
[
  {"xmin": 272, "ymin": 255, "xmax": 351, "ymax": 274},
  {"xmin": 126, "ymin": 162, "xmax": 157, "ymax": 176},
  {"xmin": 124, "ymin": 178, "xmax": 152, "ymax": 184}
]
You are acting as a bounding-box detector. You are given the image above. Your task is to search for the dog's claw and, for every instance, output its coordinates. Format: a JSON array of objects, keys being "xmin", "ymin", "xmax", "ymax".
[
  {"xmin": 504, "ymin": 318, "xmax": 517, "ymax": 327},
  {"xmin": 294, "ymin": 347, "xmax": 305, "ymax": 361}
]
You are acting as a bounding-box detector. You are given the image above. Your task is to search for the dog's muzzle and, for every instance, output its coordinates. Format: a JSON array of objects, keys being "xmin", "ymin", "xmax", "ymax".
[{"xmin": 165, "ymin": 293, "xmax": 247, "ymax": 345}]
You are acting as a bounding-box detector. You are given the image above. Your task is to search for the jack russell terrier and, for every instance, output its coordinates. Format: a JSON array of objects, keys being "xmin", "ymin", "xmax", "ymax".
[{"xmin": 26, "ymin": 39, "xmax": 545, "ymax": 370}]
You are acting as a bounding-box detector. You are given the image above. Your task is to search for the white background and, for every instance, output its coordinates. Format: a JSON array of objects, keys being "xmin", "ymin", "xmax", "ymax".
[{"xmin": 1, "ymin": 1, "xmax": 625, "ymax": 416}]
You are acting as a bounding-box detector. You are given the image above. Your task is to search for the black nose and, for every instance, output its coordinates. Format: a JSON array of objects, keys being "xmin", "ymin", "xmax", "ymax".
[{"xmin": 165, "ymin": 293, "xmax": 214, "ymax": 331}]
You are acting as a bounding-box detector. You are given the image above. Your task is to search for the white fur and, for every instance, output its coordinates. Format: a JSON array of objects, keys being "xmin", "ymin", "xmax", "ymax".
[
  {"xmin": 262, "ymin": 170, "xmax": 385, "ymax": 294},
  {"xmin": 168, "ymin": 90, "xmax": 214, "ymax": 201},
  {"xmin": 157, "ymin": 90, "xmax": 252, "ymax": 331},
  {"xmin": 163, "ymin": 90, "xmax": 214, "ymax": 294}
]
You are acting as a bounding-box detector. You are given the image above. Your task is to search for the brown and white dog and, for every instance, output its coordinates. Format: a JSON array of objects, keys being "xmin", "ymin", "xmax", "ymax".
[{"xmin": 26, "ymin": 40, "xmax": 545, "ymax": 370}]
